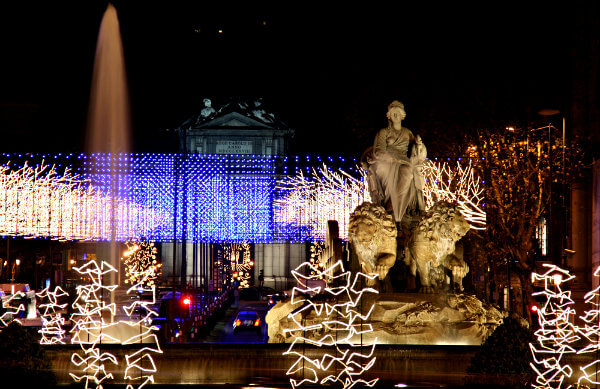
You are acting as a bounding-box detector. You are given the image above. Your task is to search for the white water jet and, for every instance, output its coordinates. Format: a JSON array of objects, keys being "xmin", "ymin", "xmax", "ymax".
[{"xmin": 85, "ymin": 3, "xmax": 132, "ymax": 306}]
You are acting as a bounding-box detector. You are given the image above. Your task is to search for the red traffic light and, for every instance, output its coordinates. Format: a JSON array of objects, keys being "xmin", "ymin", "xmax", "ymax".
[{"xmin": 182, "ymin": 296, "xmax": 192, "ymax": 305}]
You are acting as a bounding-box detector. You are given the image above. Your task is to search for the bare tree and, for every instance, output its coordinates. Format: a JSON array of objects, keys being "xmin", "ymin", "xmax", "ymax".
[{"xmin": 466, "ymin": 125, "xmax": 586, "ymax": 319}]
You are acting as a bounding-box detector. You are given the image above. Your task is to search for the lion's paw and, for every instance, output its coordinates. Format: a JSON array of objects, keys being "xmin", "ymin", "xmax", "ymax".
[{"xmin": 375, "ymin": 265, "xmax": 390, "ymax": 280}]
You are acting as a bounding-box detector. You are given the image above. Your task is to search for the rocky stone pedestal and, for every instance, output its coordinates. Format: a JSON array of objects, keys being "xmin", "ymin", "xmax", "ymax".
[{"xmin": 267, "ymin": 292, "xmax": 507, "ymax": 346}]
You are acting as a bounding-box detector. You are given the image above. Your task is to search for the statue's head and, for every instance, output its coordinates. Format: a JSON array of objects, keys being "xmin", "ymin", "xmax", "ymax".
[
  {"xmin": 386, "ymin": 100, "xmax": 406, "ymax": 123},
  {"xmin": 388, "ymin": 100, "xmax": 404, "ymax": 111}
]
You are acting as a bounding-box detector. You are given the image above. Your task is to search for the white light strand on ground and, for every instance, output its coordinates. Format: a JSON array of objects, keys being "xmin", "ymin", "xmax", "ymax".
[
  {"xmin": 422, "ymin": 160, "xmax": 486, "ymax": 230},
  {"xmin": 69, "ymin": 260, "xmax": 119, "ymax": 389},
  {"xmin": 122, "ymin": 240, "xmax": 161, "ymax": 288},
  {"xmin": 36, "ymin": 285, "xmax": 69, "ymax": 344},
  {"xmin": 0, "ymin": 162, "xmax": 168, "ymax": 241},
  {"xmin": 284, "ymin": 260, "xmax": 379, "ymax": 389},
  {"xmin": 121, "ymin": 274, "xmax": 163, "ymax": 389},
  {"xmin": 275, "ymin": 161, "xmax": 486, "ymax": 241},
  {"xmin": 0, "ymin": 290, "xmax": 25, "ymax": 328},
  {"xmin": 530, "ymin": 263, "xmax": 579, "ymax": 389},
  {"xmin": 577, "ymin": 265, "xmax": 600, "ymax": 387}
]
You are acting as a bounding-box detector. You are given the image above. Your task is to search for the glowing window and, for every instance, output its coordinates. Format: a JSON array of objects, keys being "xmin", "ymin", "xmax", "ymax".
[{"xmin": 536, "ymin": 217, "xmax": 548, "ymax": 256}]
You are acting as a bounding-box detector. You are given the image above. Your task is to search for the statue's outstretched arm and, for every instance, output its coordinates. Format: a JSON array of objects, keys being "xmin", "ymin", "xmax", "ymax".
[
  {"xmin": 413, "ymin": 135, "xmax": 427, "ymax": 161},
  {"xmin": 418, "ymin": 141, "xmax": 427, "ymax": 160}
]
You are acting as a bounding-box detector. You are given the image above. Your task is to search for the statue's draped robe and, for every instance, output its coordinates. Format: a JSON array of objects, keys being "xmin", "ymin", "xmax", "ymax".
[{"xmin": 372, "ymin": 126, "xmax": 426, "ymax": 222}]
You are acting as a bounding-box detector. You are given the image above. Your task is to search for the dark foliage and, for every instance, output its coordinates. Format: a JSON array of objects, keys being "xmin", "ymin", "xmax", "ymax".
[
  {"xmin": 0, "ymin": 321, "xmax": 56, "ymax": 388},
  {"xmin": 467, "ymin": 315, "xmax": 534, "ymax": 378}
]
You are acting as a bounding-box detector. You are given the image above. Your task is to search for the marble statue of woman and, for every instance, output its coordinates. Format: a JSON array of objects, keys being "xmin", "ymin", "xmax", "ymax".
[{"xmin": 370, "ymin": 100, "xmax": 427, "ymax": 224}]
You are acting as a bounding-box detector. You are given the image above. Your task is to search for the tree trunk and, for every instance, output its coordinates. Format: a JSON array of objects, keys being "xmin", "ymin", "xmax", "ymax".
[{"xmin": 518, "ymin": 272, "xmax": 535, "ymax": 325}]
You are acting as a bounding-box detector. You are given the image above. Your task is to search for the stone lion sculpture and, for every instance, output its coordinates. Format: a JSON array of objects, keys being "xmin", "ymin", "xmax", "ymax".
[
  {"xmin": 404, "ymin": 201, "xmax": 470, "ymax": 293},
  {"xmin": 348, "ymin": 202, "xmax": 397, "ymax": 286}
]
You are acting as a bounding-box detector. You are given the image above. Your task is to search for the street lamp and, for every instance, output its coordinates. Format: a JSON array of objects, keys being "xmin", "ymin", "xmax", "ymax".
[
  {"xmin": 11, "ymin": 258, "xmax": 21, "ymax": 281},
  {"xmin": 538, "ymin": 109, "xmax": 566, "ymax": 191},
  {"xmin": 536, "ymin": 109, "xmax": 567, "ymax": 267}
]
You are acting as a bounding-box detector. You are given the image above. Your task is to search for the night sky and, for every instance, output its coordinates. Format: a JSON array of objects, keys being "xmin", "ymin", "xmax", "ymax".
[{"xmin": 0, "ymin": 1, "xmax": 597, "ymax": 156}]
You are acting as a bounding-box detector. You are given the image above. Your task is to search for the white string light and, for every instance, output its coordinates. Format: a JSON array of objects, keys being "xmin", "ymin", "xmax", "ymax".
[
  {"xmin": 0, "ymin": 290, "xmax": 25, "ymax": 328},
  {"xmin": 421, "ymin": 159, "xmax": 486, "ymax": 229},
  {"xmin": 275, "ymin": 164, "xmax": 371, "ymax": 241},
  {"xmin": 36, "ymin": 285, "xmax": 69, "ymax": 344},
  {"xmin": 68, "ymin": 257, "xmax": 162, "ymax": 389},
  {"xmin": 122, "ymin": 240, "xmax": 161, "ymax": 288},
  {"xmin": 529, "ymin": 263, "xmax": 579, "ymax": 389},
  {"xmin": 576, "ymin": 265, "xmax": 600, "ymax": 387},
  {"xmin": 307, "ymin": 240, "xmax": 325, "ymax": 279},
  {"xmin": 70, "ymin": 349, "xmax": 118, "ymax": 389},
  {"xmin": 69, "ymin": 260, "xmax": 119, "ymax": 389},
  {"xmin": 0, "ymin": 162, "xmax": 168, "ymax": 241},
  {"xmin": 121, "ymin": 275, "xmax": 163, "ymax": 389},
  {"xmin": 284, "ymin": 260, "xmax": 379, "ymax": 389},
  {"xmin": 275, "ymin": 160, "xmax": 486, "ymax": 242},
  {"xmin": 225, "ymin": 242, "xmax": 253, "ymax": 288}
]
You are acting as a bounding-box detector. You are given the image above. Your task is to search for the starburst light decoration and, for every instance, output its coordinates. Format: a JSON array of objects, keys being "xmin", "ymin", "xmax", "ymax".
[
  {"xmin": 529, "ymin": 263, "xmax": 579, "ymax": 389},
  {"xmin": 576, "ymin": 265, "xmax": 600, "ymax": 387},
  {"xmin": 122, "ymin": 240, "xmax": 161, "ymax": 288},
  {"xmin": 69, "ymin": 260, "xmax": 120, "ymax": 389},
  {"xmin": 36, "ymin": 285, "xmax": 69, "ymax": 344},
  {"xmin": 283, "ymin": 260, "xmax": 379, "ymax": 389},
  {"xmin": 0, "ymin": 290, "xmax": 25, "ymax": 328}
]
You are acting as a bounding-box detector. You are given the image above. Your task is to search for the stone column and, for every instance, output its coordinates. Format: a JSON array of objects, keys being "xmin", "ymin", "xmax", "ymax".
[
  {"xmin": 253, "ymin": 243, "xmax": 262, "ymax": 286},
  {"xmin": 571, "ymin": 178, "xmax": 592, "ymax": 323},
  {"xmin": 593, "ymin": 161, "xmax": 600, "ymax": 290},
  {"xmin": 161, "ymin": 242, "xmax": 181, "ymax": 286},
  {"xmin": 264, "ymin": 244, "xmax": 274, "ymax": 280}
]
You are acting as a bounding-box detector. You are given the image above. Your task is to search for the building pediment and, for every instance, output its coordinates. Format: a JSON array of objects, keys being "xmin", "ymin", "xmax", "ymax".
[
  {"xmin": 177, "ymin": 97, "xmax": 295, "ymax": 155},
  {"xmin": 195, "ymin": 112, "xmax": 272, "ymax": 131}
]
